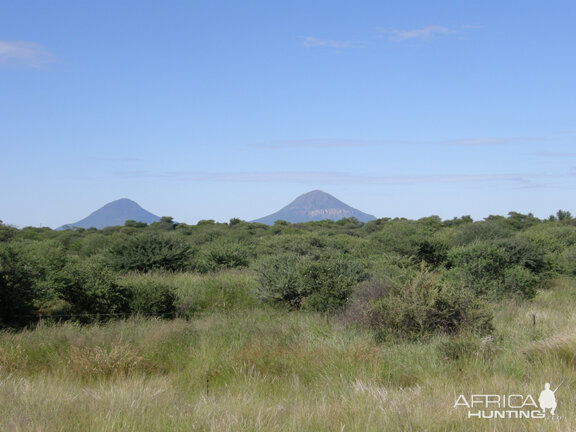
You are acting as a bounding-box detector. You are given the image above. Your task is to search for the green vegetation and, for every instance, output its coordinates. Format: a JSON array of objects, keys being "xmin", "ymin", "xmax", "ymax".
[
  {"xmin": 344, "ymin": 269, "xmax": 493, "ymax": 341},
  {"xmin": 256, "ymin": 252, "xmax": 367, "ymax": 311},
  {"xmin": 1, "ymin": 280, "xmax": 576, "ymax": 431},
  {"xmin": 0, "ymin": 211, "xmax": 575, "ymax": 430},
  {"xmin": 107, "ymin": 232, "xmax": 193, "ymax": 272}
]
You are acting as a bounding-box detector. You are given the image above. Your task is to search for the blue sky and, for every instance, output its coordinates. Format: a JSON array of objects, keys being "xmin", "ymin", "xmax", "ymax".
[{"xmin": 1, "ymin": 1, "xmax": 575, "ymax": 228}]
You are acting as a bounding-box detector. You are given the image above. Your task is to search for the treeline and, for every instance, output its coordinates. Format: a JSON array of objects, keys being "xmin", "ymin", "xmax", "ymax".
[{"xmin": 1, "ymin": 210, "xmax": 575, "ymax": 338}]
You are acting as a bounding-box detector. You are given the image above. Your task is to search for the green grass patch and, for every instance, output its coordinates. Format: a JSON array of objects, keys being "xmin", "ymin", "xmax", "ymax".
[{"xmin": 119, "ymin": 270, "xmax": 259, "ymax": 316}]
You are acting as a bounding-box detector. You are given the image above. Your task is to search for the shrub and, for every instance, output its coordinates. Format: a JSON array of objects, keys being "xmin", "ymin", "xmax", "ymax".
[
  {"xmin": 79, "ymin": 233, "xmax": 115, "ymax": 257},
  {"xmin": 0, "ymin": 221, "xmax": 17, "ymax": 242},
  {"xmin": 120, "ymin": 277, "xmax": 177, "ymax": 317},
  {"xmin": 445, "ymin": 240, "xmax": 542, "ymax": 299},
  {"xmin": 258, "ymin": 234, "xmax": 328, "ymax": 258},
  {"xmin": 520, "ymin": 224, "xmax": 576, "ymax": 253},
  {"xmin": 37, "ymin": 298, "xmax": 75, "ymax": 319},
  {"xmin": 107, "ymin": 232, "xmax": 193, "ymax": 272},
  {"xmin": 255, "ymin": 253, "xmax": 368, "ymax": 312},
  {"xmin": 368, "ymin": 220, "xmax": 436, "ymax": 257},
  {"xmin": 344, "ymin": 270, "xmax": 493, "ymax": 340},
  {"xmin": 451, "ymin": 221, "xmax": 514, "ymax": 246},
  {"xmin": 194, "ymin": 241, "xmax": 250, "ymax": 273},
  {"xmin": 0, "ymin": 244, "xmax": 36, "ymax": 327},
  {"xmin": 416, "ymin": 239, "xmax": 449, "ymax": 267},
  {"xmin": 501, "ymin": 265, "xmax": 539, "ymax": 298},
  {"xmin": 558, "ymin": 246, "xmax": 576, "ymax": 276},
  {"xmin": 13, "ymin": 240, "xmax": 68, "ymax": 305},
  {"xmin": 255, "ymin": 253, "xmax": 304, "ymax": 309},
  {"xmin": 54, "ymin": 259, "xmax": 130, "ymax": 320},
  {"xmin": 492, "ymin": 237, "xmax": 548, "ymax": 273},
  {"xmin": 447, "ymin": 242, "xmax": 508, "ymax": 277},
  {"xmin": 299, "ymin": 254, "xmax": 368, "ymax": 312}
]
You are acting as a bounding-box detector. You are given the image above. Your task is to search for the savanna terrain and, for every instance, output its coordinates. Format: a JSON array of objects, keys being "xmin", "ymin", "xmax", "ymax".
[{"xmin": 1, "ymin": 211, "xmax": 575, "ymax": 431}]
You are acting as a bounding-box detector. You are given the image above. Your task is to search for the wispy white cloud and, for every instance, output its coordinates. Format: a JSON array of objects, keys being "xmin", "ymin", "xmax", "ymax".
[
  {"xmin": 380, "ymin": 25, "xmax": 453, "ymax": 41},
  {"xmin": 0, "ymin": 40, "xmax": 55, "ymax": 68},
  {"xmin": 303, "ymin": 37, "xmax": 354, "ymax": 49},
  {"xmin": 254, "ymin": 136, "xmax": 537, "ymax": 149},
  {"xmin": 114, "ymin": 170, "xmax": 554, "ymax": 186},
  {"xmin": 304, "ymin": 24, "xmax": 468, "ymax": 49}
]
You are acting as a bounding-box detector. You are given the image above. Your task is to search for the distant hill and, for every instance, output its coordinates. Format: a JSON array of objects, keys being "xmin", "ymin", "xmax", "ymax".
[
  {"xmin": 253, "ymin": 190, "xmax": 376, "ymax": 225},
  {"xmin": 58, "ymin": 198, "xmax": 160, "ymax": 230}
]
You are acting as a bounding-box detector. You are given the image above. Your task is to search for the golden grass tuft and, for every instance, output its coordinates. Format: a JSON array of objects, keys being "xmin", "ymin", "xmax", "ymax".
[
  {"xmin": 523, "ymin": 331, "xmax": 576, "ymax": 366},
  {"xmin": 65, "ymin": 344, "xmax": 157, "ymax": 379},
  {"xmin": 0, "ymin": 344, "xmax": 26, "ymax": 373}
]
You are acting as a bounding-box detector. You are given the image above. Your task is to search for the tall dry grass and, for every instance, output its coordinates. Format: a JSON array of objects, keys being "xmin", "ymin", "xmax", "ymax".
[{"xmin": 1, "ymin": 278, "xmax": 575, "ymax": 431}]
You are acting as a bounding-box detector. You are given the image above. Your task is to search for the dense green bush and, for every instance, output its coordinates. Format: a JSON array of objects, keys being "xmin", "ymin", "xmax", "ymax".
[
  {"xmin": 119, "ymin": 277, "xmax": 177, "ymax": 317},
  {"xmin": 255, "ymin": 253, "xmax": 304, "ymax": 309},
  {"xmin": 78, "ymin": 233, "xmax": 115, "ymax": 257},
  {"xmin": 520, "ymin": 224, "xmax": 576, "ymax": 252},
  {"xmin": 493, "ymin": 237, "xmax": 548, "ymax": 273},
  {"xmin": 0, "ymin": 221, "xmax": 17, "ymax": 242},
  {"xmin": 416, "ymin": 239, "xmax": 449, "ymax": 267},
  {"xmin": 446, "ymin": 242, "xmax": 508, "ymax": 277},
  {"xmin": 0, "ymin": 244, "xmax": 36, "ymax": 327},
  {"xmin": 107, "ymin": 232, "xmax": 193, "ymax": 272},
  {"xmin": 344, "ymin": 270, "xmax": 493, "ymax": 340},
  {"xmin": 255, "ymin": 253, "xmax": 368, "ymax": 312},
  {"xmin": 559, "ymin": 246, "xmax": 576, "ymax": 276},
  {"xmin": 501, "ymin": 265, "xmax": 539, "ymax": 298},
  {"xmin": 450, "ymin": 221, "xmax": 514, "ymax": 246},
  {"xmin": 2, "ymin": 209, "xmax": 574, "ymax": 330},
  {"xmin": 53, "ymin": 260, "xmax": 130, "ymax": 320},
  {"xmin": 368, "ymin": 220, "xmax": 437, "ymax": 257},
  {"xmin": 444, "ymin": 240, "xmax": 541, "ymax": 299},
  {"xmin": 299, "ymin": 254, "xmax": 368, "ymax": 312},
  {"xmin": 13, "ymin": 240, "xmax": 68, "ymax": 305},
  {"xmin": 259, "ymin": 234, "xmax": 328, "ymax": 258},
  {"xmin": 194, "ymin": 241, "xmax": 251, "ymax": 273}
]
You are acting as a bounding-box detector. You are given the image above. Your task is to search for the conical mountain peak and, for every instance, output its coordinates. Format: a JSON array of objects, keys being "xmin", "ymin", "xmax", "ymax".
[
  {"xmin": 59, "ymin": 198, "xmax": 160, "ymax": 230},
  {"xmin": 253, "ymin": 190, "xmax": 376, "ymax": 225},
  {"xmin": 290, "ymin": 190, "xmax": 348, "ymax": 209}
]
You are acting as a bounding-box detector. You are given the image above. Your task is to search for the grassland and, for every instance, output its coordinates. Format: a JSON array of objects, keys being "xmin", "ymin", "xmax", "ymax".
[{"xmin": 1, "ymin": 272, "xmax": 576, "ymax": 431}]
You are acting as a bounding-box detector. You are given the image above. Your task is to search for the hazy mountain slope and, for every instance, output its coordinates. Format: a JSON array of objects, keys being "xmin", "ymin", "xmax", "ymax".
[
  {"xmin": 58, "ymin": 198, "xmax": 160, "ymax": 230},
  {"xmin": 253, "ymin": 190, "xmax": 376, "ymax": 225}
]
